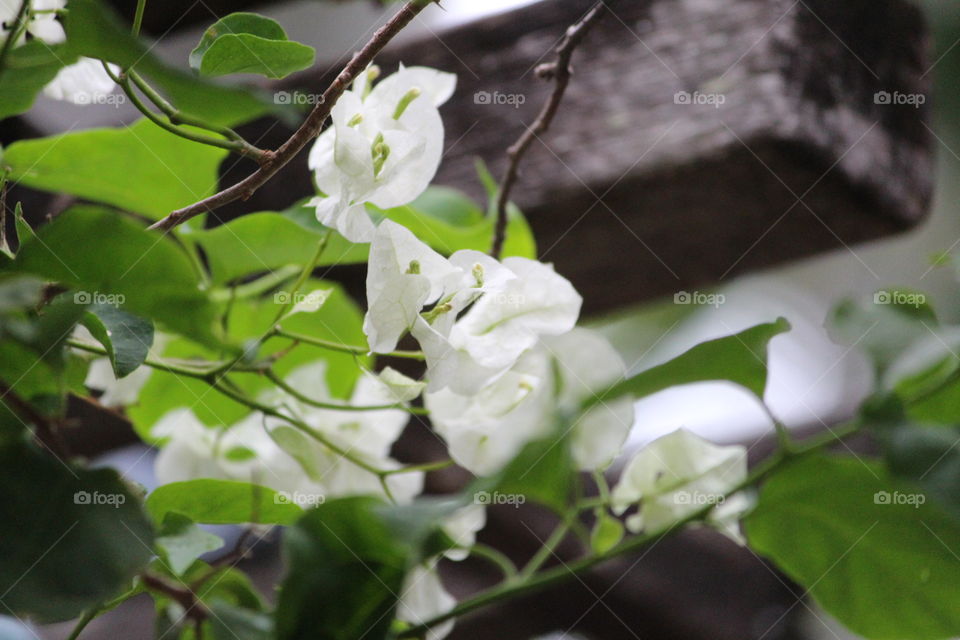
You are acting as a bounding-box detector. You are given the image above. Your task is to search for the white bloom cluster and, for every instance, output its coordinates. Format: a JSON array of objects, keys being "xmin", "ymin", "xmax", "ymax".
[
  {"xmin": 364, "ymin": 220, "xmax": 634, "ymax": 476},
  {"xmin": 153, "ymin": 362, "xmax": 421, "ymax": 503},
  {"xmin": 0, "ymin": 0, "xmax": 118, "ymax": 104},
  {"xmin": 308, "ymin": 65, "xmax": 456, "ymax": 243}
]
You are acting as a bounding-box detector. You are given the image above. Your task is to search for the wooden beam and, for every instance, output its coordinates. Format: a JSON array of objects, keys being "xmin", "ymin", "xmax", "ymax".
[{"xmin": 258, "ymin": 0, "xmax": 933, "ymax": 313}]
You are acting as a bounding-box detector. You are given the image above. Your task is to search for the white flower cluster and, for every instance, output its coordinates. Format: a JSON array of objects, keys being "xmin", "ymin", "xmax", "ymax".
[
  {"xmin": 0, "ymin": 0, "xmax": 118, "ymax": 104},
  {"xmin": 363, "ymin": 220, "xmax": 635, "ymax": 476},
  {"xmin": 308, "ymin": 65, "xmax": 456, "ymax": 243}
]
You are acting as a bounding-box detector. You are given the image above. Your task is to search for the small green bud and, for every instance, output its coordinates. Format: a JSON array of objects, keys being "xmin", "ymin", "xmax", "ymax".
[{"xmin": 406, "ymin": 260, "xmax": 421, "ymax": 275}]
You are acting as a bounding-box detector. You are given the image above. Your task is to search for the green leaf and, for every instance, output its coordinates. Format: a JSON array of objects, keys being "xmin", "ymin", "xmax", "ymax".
[
  {"xmin": 878, "ymin": 423, "xmax": 960, "ymax": 522},
  {"xmin": 9, "ymin": 206, "xmax": 223, "ymax": 346},
  {"xmin": 82, "ymin": 304, "xmax": 154, "ymax": 378},
  {"xmin": 4, "ymin": 119, "xmax": 229, "ymax": 219},
  {"xmin": 155, "ymin": 513, "xmax": 223, "ymax": 576},
  {"xmin": 592, "ymin": 318, "xmax": 791, "ymax": 406},
  {"xmin": 0, "ymin": 440, "xmax": 154, "ymax": 622},
  {"xmin": 146, "ymin": 479, "xmax": 304, "ymax": 525},
  {"xmin": 745, "ymin": 454, "xmax": 960, "ymax": 640},
  {"xmin": 65, "ymin": 0, "xmax": 276, "ymax": 126},
  {"xmin": 591, "ymin": 513, "xmax": 625, "ymax": 554},
  {"xmin": 275, "ymin": 497, "xmax": 411, "ymax": 640},
  {"xmin": 188, "ymin": 188, "xmax": 537, "ymax": 285},
  {"xmin": 0, "ymin": 40, "xmax": 78, "ymax": 120},
  {"xmin": 475, "ymin": 427, "xmax": 575, "ymax": 513},
  {"xmin": 190, "ymin": 13, "xmax": 316, "ymax": 80},
  {"xmin": 209, "ymin": 603, "xmax": 273, "ymax": 640}
]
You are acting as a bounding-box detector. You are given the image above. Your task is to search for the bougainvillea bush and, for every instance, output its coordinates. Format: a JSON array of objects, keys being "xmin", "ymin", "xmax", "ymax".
[{"xmin": 1, "ymin": 1, "xmax": 959, "ymax": 639}]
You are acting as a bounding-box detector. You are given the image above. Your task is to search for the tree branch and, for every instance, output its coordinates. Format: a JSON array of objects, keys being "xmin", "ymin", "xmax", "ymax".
[
  {"xmin": 147, "ymin": 0, "xmax": 434, "ymax": 233},
  {"xmin": 490, "ymin": 1, "xmax": 609, "ymax": 258}
]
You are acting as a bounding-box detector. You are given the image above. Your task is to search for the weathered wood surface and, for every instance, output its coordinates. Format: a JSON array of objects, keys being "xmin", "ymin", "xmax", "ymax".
[{"xmin": 258, "ymin": 0, "xmax": 933, "ymax": 314}]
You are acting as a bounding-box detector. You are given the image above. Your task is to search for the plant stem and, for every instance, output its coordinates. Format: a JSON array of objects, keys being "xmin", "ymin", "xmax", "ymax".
[
  {"xmin": 520, "ymin": 515, "xmax": 573, "ymax": 579},
  {"xmin": 127, "ymin": 70, "xmax": 257, "ymax": 151},
  {"xmin": 131, "ymin": 0, "xmax": 146, "ymax": 36},
  {"xmin": 274, "ymin": 328, "xmax": 424, "ymax": 360},
  {"xmin": 265, "ymin": 368, "xmax": 428, "ymax": 415},
  {"xmin": 490, "ymin": 1, "xmax": 608, "ymax": 258},
  {"xmin": 270, "ymin": 230, "xmax": 331, "ymax": 325},
  {"xmin": 0, "ymin": 0, "xmax": 31, "ymax": 74},
  {"xmin": 467, "ymin": 544, "xmax": 519, "ymax": 580}
]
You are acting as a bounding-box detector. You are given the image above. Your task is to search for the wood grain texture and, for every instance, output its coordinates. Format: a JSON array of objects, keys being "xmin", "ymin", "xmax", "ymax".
[{"xmin": 257, "ymin": 0, "xmax": 933, "ymax": 313}]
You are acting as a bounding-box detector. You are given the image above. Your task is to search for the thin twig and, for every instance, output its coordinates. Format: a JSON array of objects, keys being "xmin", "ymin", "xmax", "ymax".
[
  {"xmin": 490, "ymin": 1, "xmax": 609, "ymax": 258},
  {"xmin": 147, "ymin": 0, "xmax": 434, "ymax": 233}
]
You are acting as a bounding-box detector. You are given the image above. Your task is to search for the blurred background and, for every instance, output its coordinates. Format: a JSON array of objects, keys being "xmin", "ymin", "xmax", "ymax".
[{"xmin": 3, "ymin": 0, "xmax": 958, "ymax": 638}]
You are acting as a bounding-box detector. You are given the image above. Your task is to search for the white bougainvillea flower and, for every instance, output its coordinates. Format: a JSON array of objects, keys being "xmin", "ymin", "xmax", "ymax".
[
  {"xmin": 307, "ymin": 64, "xmax": 456, "ymax": 242},
  {"xmin": 426, "ymin": 348, "xmax": 553, "ymax": 475},
  {"xmin": 1, "ymin": 1, "xmax": 120, "ymax": 105},
  {"xmin": 426, "ymin": 328, "xmax": 631, "ymax": 475},
  {"xmin": 1, "ymin": 0, "xmax": 66, "ymax": 45},
  {"xmin": 364, "ymin": 221, "xmax": 582, "ymax": 395},
  {"xmin": 442, "ymin": 503, "xmax": 487, "ymax": 561},
  {"xmin": 84, "ymin": 358, "xmax": 153, "ymax": 408},
  {"xmin": 153, "ymin": 363, "xmax": 422, "ymax": 503},
  {"xmin": 397, "ymin": 563, "xmax": 456, "ymax": 640},
  {"xmin": 363, "ymin": 220, "xmax": 458, "ymax": 353},
  {"xmin": 545, "ymin": 329, "xmax": 634, "ymax": 471},
  {"xmin": 43, "ymin": 57, "xmax": 119, "ymax": 104},
  {"xmin": 610, "ymin": 429, "xmax": 748, "ymax": 542}
]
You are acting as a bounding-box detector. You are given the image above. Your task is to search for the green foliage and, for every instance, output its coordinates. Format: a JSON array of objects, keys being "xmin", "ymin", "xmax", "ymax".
[
  {"xmin": 81, "ymin": 304, "xmax": 154, "ymax": 378},
  {"xmin": 155, "ymin": 513, "xmax": 223, "ymax": 575},
  {"xmin": 8, "ymin": 206, "xmax": 223, "ymax": 346},
  {"xmin": 592, "ymin": 318, "xmax": 791, "ymax": 406},
  {"xmin": 209, "ymin": 603, "xmax": 274, "ymax": 640},
  {"xmin": 478, "ymin": 427, "xmax": 575, "ymax": 513},
  {"xmin": 3, "ymin": 119, "xmax": 229, "ymax": 219},
  {"xmin": 746, "ymin": 454, "xmax": 960, "ymax": 640},
  {"xmin": 64, "ymin": 0, "xmax": 277, "ymax": 126},
  {"xmin": 0, "ymin": 40, "xmax": 77, "ymax": 120},
  {"xmin": 188, "ymin": 187, "xmax": 537, "ymax": 285},
  {"xmin": 146, "ymin": 479, "xmax": 304, "ymax": 525},
  {"xmin": 276, "ymin": 497, "xmax": 428, "ymax": 640},
  {"xmin": 0, "ymin": 276, "xmax": 88, "ymax": 413},
  {"xmin": 0, "ymin": 439, "xmax": 154, "ymax": 622},
  {"xmin": 190, "ymin": 13, "xmax": 316, "ymax": 80},
  {"xmin": 127, "ymin": 279, "xmax": 367, "ymax": 437},
  {"xmin": 591, "ymin": 513, "xmax": 625, "ymax": 554}
]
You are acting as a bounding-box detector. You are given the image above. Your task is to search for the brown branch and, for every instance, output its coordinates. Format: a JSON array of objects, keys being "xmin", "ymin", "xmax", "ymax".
[
  {"xmin": 147, "ymin": 1, "xmax": 434, "ymax": 233},
  {"xmin": 141, "ymin": 572, "xmax": 209, "ymax": 621},
  {"xmin": 490, "ymin": 1, "xmax": 610, "ymax": 259}
]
